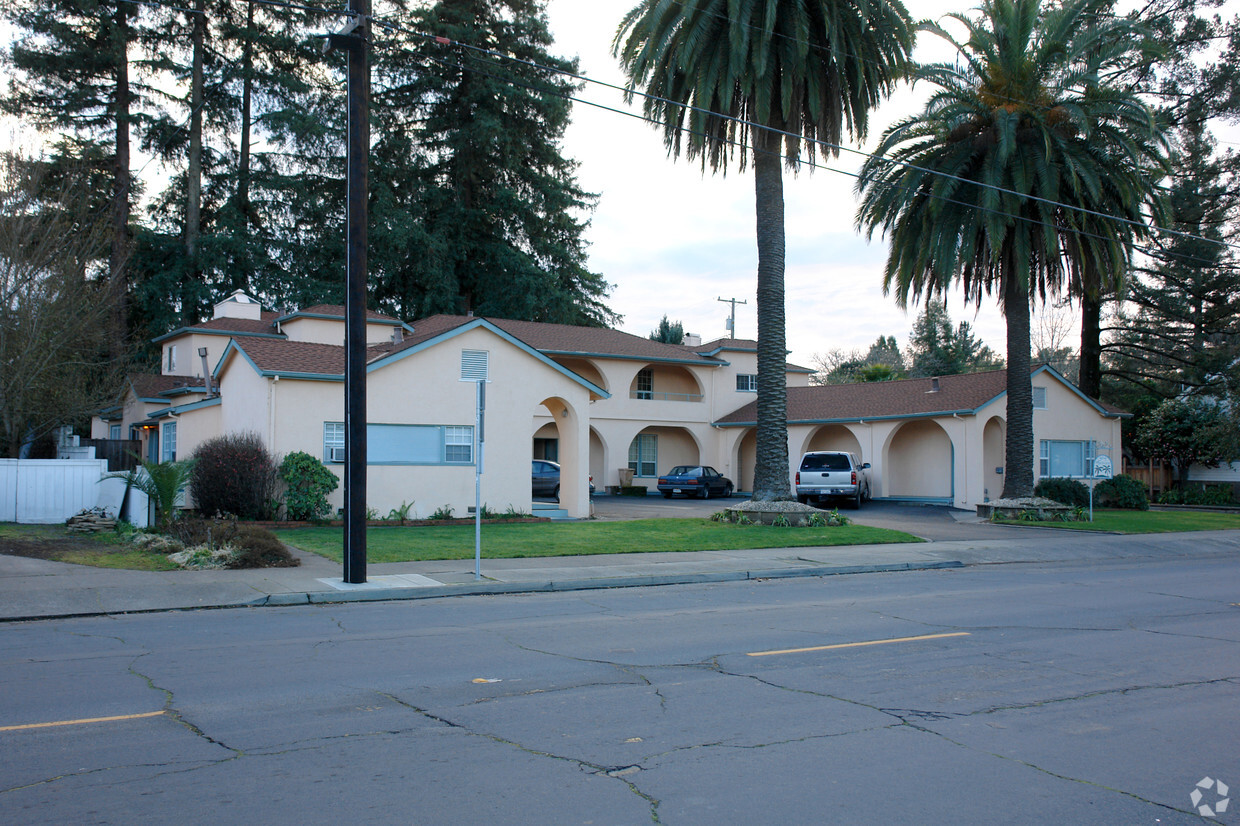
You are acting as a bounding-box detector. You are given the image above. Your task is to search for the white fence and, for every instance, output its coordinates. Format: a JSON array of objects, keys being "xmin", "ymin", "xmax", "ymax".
[{"xmin": 0, "ymin": 459, "xmax": 111, "ymax": 524}]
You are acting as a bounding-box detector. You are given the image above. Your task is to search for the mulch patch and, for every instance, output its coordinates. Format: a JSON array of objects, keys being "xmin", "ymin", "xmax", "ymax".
[{"xmin": 0, "ymin": 535, "xmax": 115, "ymax": 561}]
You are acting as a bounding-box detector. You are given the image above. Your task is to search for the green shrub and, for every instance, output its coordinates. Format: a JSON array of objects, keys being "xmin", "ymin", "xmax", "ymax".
[
  {"xmin": 167, "ymin": 516, "xmax": 298, "ymax": 568},
  {"xmin": 1160, "ymin": 483, "xmax": 1236, "ymax": 506},
  {"xmin": 190, "ymin": 432, "xmax": 278, "ymax": 520},
  {"xmin": 279, "ymin": 452, "xmax": 339, "ymax": 521},
  {"xmin": 1034, "ymin": 477, "xmax": 1090, "ymax": 508},
  {"xmin": 1094, "ymin": 474, "xmax": 1149, "ymax": 510},
  {"xmin": 229, "ymin": 525, "xmax": 299, "ymax": 569},
  {"xmin": 430, "ymin": 504, "xmax": 455, "ymax": 520}
]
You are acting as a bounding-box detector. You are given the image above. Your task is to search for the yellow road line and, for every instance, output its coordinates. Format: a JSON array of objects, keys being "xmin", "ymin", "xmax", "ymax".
[
  {"xmin": 0, "ymin": 711, "xmax": 165, "ymax": 732},
  {"xmin": 747, "ymin": 631, "xmax": 971, "ymax": 657}
]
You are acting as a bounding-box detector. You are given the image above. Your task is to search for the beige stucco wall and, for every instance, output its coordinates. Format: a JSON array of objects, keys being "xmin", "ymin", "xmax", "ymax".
[
  {"xmin": 278, "ymin": 316, "xmax": 397, "ymax": 346},
  {"xmin": 213, "ymin": 324, "xmax": 596, "ymax": 518}
]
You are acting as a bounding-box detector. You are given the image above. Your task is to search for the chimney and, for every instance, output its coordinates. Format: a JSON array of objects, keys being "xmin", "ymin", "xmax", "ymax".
[
  {"xmin": 198, "ymin": 347, "xmax": 214, "ymax": 396},
  {"xmin": 929, "ymin": 377, "xmax": 941, "ymax": 393},
  {"xmin": 683, "ymin": 333, "xmax": 702, "ymax": 347},
  {"xmin": 392, "ymin": 327, "xmax": 403, "ymax": 344}
]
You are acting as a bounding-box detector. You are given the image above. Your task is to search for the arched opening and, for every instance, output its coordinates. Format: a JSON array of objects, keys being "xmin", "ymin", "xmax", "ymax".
[
  {"xmin": 628, "ymin": 364, "xmax": 704, "ymax": 403},
  {"xmin": 983, "ymin": 416, "xmax": 1006, "ymax": 502},
  {"xmin": 625, "ymin": 426, "xmax": 702, "ymax": 483},
  {"xmin": 550, "ymin": 357, "xmax": 607, "ymax": 394},
  {"xmin": 885, "ymin": 419, "xmax": 953, "ymax": 500},
  {"xmin": 733, "ymin": 428, "xmax": 757, "ymax": 494},
  {"xmin": 534, "ymin": 396, "xmax": 588, "ymax": 516},
  {"xmin": 589, "ymin": 427, "xmax": 605, "ymax": 489},
  {"xmin": 800, "ymin": 424, "xmax": 863, "ymax": 460}
]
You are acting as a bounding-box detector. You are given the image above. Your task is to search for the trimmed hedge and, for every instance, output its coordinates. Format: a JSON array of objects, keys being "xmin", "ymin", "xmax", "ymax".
[
  {"xmin": 190, "ymin": 432, "xmax": 278, "ymax": 519},
  {"xmin": 1034, "ymin": 477, "xmax": 1089, "ymax": 508},
  {"xmin": 1095, "ymin": 474, "xmax": 1149, "ymax": 510}
]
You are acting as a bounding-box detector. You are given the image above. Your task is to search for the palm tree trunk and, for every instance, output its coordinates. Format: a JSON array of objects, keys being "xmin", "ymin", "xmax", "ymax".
[
  {"xmin": 1002, "ymin": 268, "xmax": 1034, "ymax": 499},
  {"xmin": 751, "ymin": 129, "xmax": 791, "ymax": 501},
  {"xmin": 1078, "ymin": 291, "xmax": 1101, "ymax": 398}
]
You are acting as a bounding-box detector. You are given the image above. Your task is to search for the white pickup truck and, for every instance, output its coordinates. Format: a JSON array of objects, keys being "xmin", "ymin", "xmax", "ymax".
[{"xmin": 795, "ymin": 451, "xmax": 871, "ymax": 509}]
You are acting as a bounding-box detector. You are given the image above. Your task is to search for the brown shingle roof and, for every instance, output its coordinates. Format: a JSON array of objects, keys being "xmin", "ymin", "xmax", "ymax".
[
  {"xmin": 283, "ymin": 304, "xmax": 402, "ymax": 322},
  {"xmin": 130, "ymin": 373, "xmax": 203, "ymax": 399},
  {"xmin": 395, "ymin": 315, "xmax": 722, "ymax": 365},
  {"xmin": 229, "ymin": 338, "xmax": 351, "ymax": 376},
  {"xmin": 715, "ymin": 370, "xmax": 1014, "ymax": 425}
]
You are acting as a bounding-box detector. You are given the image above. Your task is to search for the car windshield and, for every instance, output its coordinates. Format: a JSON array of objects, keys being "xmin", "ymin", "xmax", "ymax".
[
  {"xmin": 667, "ymin": 466, "xmax": 698, "ymax": 476},
  {"xmin": 801, "ymin": 454, "xmax": 850, "ymax": 471}
]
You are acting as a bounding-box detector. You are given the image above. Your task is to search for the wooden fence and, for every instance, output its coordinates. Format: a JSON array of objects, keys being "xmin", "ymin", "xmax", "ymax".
[
  {"xmin": 1121, "ymin": 458, "xmax": 1174, "ymax": 500},
  {"xmin": 80, "ymin": 439, "xmax": 141, "ymax": 472}
]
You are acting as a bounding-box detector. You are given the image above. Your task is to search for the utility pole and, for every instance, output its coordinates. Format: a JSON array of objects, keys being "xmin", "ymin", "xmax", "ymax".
[
  {"xmin": 325, "ymin": 2, "xmax": 370, "ymax": 584},
  {"xmin": 718, "ymin": 296, "xmax": 748, "ymax": 338}
]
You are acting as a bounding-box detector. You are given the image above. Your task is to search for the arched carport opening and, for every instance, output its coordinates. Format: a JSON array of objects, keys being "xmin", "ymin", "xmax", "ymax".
[
  {"xmin": 884, "ymin": 419, "xmax": 953, "ymax": 501},
  {"xmin": 733, "ymin": 428, "xmax": 756, "ymax": 494},
  {"xmin": 551, "ymin": 357, "xmax": 608, "ymax": 395},
  {"xmin": 589, "ymin": 427, "xmax": 605, "ymax": 489},
  {"xmin": 983, "ymin": 416, "xmax": 1006, "ymax": 502},
  {"xmin": 799, "ymin": 425, "xmax": 863, "ymax": 460},
  {"xmin": 626, "ymin": 426, "xmax": 702, "ymax": 482},
  {"xmin": 534, "ymin": 396, "xmax": 588, "ymax": 516}
]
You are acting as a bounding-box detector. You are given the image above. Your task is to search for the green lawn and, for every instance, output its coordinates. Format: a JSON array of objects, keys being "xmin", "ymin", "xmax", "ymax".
[
  {"xmin": 999, "ymin": 508, "xmax": 1240, "ymax": 534},
  {"xmin": 273, "ymin": 518, "xmax": 924, "ymax": 563}
]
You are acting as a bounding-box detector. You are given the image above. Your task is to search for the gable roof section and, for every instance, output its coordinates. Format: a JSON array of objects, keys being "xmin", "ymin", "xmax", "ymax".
[
  {"xmin": 692, "ymin": 337, "xmax": 814, "ymax": 373},
  {"xmin": 406, "ymin": 315, "xmax": 723, "ymax": 367},
  {"xmin": 373, "ymin": 317, "xmax": 609, "ymax": 398},
  {"xmin": 152, "ymin": 311, "xmax": 284, "ymax": 343},
  {"xmin": 129, "ymin": 373, "xmax": 204, "ymax": 402},
  {"xmin": 275, "ymin": 304, "xmax": 411, "ymax": 329},
  {"xmin": 714, "ymin": 368, "xmax": 1126, "ymax": 426},
  {"xmin": 218, "ymin": 320, "xmax": 611, "ymax": 398}
]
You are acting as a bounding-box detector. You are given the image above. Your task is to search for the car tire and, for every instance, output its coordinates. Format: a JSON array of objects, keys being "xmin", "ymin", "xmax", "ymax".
[
  {"xmin": 852, "ymin": 488, "xmax": 862, "ymax": 509},
  {"xmin": 552, "ymin": 485, "xmax": 560, "ymax": 502},
  {"xmin": 701, "ymin": 486, "xmax": 711, "ymax": 500},
  {"xmin": 662, "ymin": 491, "xmax": 672, "ymax": 499},
  {"xmin": 797, "ymin": 495, "xmax": 808, "ymax": 505},
  {"xmin": 724, "ymin": 484, "xmax": 733, "ymax": 498}
]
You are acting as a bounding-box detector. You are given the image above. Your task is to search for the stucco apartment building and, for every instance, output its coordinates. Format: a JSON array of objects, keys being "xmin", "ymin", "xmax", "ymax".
[{"xmin": 95, "ymin": 292, "xmax": 1126, "ymax": 518}]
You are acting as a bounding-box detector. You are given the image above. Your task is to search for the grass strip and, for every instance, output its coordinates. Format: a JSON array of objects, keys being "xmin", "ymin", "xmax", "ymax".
[
  {"xmin": 274, "ymin": 518, "xmax": 924, "ymax": 563},
  {"xmin": 997, "ymin": 509, "xmax": 1240, "ymax": 533}
]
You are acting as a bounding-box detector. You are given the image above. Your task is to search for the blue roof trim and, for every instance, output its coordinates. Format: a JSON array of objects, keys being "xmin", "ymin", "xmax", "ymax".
[
  {"xmin": 152, "ymin": 326, "xmax": 285, "ymax": 343},
  {"xmin": 375, "ymin": 319, "xmax": 611, "ymax": 398},
  {"xmin": 148, "ymin": 396, "xmax": 223, "ymax": 418},
  {"xmin": 713, "ymin": 409, "xmax": 977, "ymax": 428},
  {"xmin": 540, "ymin": 349, "xmax": 713, "ymax": 369},
  {"xmin": 276, "ymin": 310, "xmax": 414, "ymax": 332}
]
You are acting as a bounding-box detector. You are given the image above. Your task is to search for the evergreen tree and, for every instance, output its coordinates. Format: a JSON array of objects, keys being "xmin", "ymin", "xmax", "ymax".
[
  {"xmin": 372, "ymin": 0, "xmax": 615, "ymax": 325},
  {"xmin": 1105, "ymin": 108, "xmax": 1240, "ymax": 402},
  {"xmin": 906, "ymin": 300, "xmax": 1003, "ymax": 378},
  {"xmin": 649, "ymin": 315, "xmax": 685, "ymax": 344}
]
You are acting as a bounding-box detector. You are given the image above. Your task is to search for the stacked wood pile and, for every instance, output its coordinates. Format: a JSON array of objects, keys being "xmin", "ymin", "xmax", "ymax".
[{"xmin": 65, "ymin": 512, "xmax": 118, "ymax": 533}]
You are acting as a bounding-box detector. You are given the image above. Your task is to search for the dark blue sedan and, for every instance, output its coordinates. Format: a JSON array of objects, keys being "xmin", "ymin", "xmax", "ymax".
[{"xmin": 656, "ymin": 466, "xmax": 734, "ymax": 499}]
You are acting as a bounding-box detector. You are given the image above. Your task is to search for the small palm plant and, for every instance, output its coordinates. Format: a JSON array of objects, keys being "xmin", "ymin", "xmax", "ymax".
[{"xmin": 108, "ymin": 453, "xmax": 196, "ymax": 532}]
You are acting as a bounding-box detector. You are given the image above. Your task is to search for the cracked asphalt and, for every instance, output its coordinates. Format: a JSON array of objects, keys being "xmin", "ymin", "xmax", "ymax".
[{"xmin": 1, "ymin": 551, "xmax": 1237, "ymax": 824}]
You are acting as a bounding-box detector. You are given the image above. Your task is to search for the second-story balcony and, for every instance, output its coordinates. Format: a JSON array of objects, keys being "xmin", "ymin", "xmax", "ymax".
[{"xmin": 631, "ymin": 390, "xmax": 704, "ymax": 402}]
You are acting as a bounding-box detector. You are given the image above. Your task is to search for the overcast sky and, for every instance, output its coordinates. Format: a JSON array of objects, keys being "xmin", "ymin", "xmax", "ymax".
[{"xmin": 543, "ymin": 0, "xmax": 1008, "ymax": 366}]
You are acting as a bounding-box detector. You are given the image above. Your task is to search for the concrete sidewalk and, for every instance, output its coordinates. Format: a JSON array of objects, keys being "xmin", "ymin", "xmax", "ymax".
[{"xmin": 2, "ymin": 525, "xmax": 1238, "ymax": 622}]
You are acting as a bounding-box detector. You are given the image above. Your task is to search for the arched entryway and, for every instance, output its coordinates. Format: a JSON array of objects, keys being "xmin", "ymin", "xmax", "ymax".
[
  {"xmin": 799, "ymin": 424, "xmax": 863, "ymax": 460},
  {"xmin": 625, "ymin": 426, "xmax": 702, "ymax": 484},
  {"xmin": 884, "ymin": 419, "xmax": 953, "ymax": 501},
  {"xmin": 534, "ymin": 396, "xmax": 588, "ymax": 516},
  {"xmin": 983, "ymin": 416, "xmax": 1006, "ymax": 502},
  {"xmin": 733, "ymin": 428, "xmax": 756, "ymax": 494}
]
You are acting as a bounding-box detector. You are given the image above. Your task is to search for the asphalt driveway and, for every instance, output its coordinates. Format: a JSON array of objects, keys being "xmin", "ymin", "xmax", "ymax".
[{"xmin": 591, "ymin": 494, "xmax": 1067, "ymax": 542}]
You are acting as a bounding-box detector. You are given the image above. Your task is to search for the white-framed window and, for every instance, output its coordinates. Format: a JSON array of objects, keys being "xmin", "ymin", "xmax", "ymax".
[
  {"xmin": 109, "ymin": 424, "xmax": 121, "ymax": 440},
  {"xmin": 162, "ymin": 422, "xmax": 177, "ymax": 462},
  {"xmin": 324, "ymin": 422, "xmax": 346, "ymax": 462},
  {"xmin": 166, "ymin": 344, "xmax": 177, "ymax": 372},
  {"xmin": 461, "ymin": 350, "xmax": 488, "ymax": 381},
  {"xmin": 1032, "ymin": 386, "xmax": 1048, "ymax": 409},
  {"xmin": 444, "ymin": 426, "xmax": 473, "ymax": 463},
  {"xmin": 628, "ymin": 433, "xmax": 657, "ymax": 477},
  {"xmin": 327, "ymin": 422, "xmax": 474, "ymax": 465},
  {"xmin": 634, "ymin": 368, "xmax": 653, "ymax": 400},
  {"xmin": 736, "ymin": 374, "xmax": 758, "ymax": 392},
  {"xmin": 1039, "ymin": 440, "xmax": 1093, "ymax": 478}
]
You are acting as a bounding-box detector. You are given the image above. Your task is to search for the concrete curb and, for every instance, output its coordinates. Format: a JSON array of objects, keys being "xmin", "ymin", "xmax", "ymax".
[
  {"xmin": 250, "ymin": 560, "xmax": 966, "ymax": 608},
  {"xmin": 1, "ymin": 560, "xmax": 965, "ymax": 622}
]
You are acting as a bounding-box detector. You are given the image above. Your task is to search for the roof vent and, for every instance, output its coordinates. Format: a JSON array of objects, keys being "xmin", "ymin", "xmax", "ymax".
[{"xmin": 929, "ymin": 377, "xmax": 941, "ymax": 393}]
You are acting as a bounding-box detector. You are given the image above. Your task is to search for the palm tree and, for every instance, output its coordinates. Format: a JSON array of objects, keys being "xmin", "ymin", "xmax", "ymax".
[
  {"xmin": 855, "ymin": 0, "xmax": 1165, "ymax": 499},
  {"xmin": 614, "ymin": 0, "xmax": 914, "ymax": 501}
]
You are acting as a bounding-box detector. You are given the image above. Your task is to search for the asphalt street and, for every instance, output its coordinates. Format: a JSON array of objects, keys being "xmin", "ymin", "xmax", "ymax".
[{"xmin": 2, "ymin": 550, "xmax": 1237, "ymax": 824}]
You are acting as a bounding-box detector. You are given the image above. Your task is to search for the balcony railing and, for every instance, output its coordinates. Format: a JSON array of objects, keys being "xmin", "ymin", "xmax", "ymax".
[{"xmin": 630, "ymin": 391, "xmax": 704, "ymax": 402}]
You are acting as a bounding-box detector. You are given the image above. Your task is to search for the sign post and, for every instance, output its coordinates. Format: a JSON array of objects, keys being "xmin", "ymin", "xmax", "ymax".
[
  {"xmin": 474, "ymin": 380, "xmax": 485, "ymax": 581},
  {"xmin": 1089, "ymin": 454, "xmax": 1114, "ymax": 521}
]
